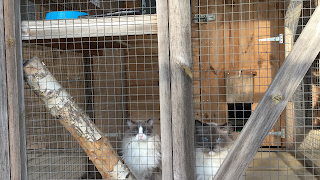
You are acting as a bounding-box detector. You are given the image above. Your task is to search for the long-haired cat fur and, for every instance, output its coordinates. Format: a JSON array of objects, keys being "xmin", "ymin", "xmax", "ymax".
[
  {"xmin": 122, "ymin": 118, "xmax": 161, "ymax": 180},
  {"xmin": 195, "ymin": 120, "xmax": 240, "ymax": 180}
]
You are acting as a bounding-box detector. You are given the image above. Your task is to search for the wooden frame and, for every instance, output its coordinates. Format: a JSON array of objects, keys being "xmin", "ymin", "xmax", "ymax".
[
  {"xmin": 21, "ymin": 14, "xmax": 157, "ymax": 40},
  {"xmin": 156, "ymin": 0, "xmax": 173, "ymax": 179},
  {"xmin": 0, "ymin": 0, "xmax": 9, "ymax": 179},
  {"xmin": 169, "ymin": 0, "xmax": 195, "ymax": 179},
  {"xmin": 285, "ymin": 0, "xmax": 303, "ymax": 148},
  {"xmin": 4, "ymin": 0, "xmax": 28, "ymax": 179}
]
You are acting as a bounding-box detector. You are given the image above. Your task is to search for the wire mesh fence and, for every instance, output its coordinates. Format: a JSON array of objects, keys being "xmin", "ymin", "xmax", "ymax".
[{"xmin": 20, "ymin": 0, "xmax": 320, "ymax": 179}]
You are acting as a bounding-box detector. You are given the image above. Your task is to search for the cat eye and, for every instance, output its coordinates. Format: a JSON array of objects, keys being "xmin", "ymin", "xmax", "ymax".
[
  {"xmin": 203, "ymin": 137, "xmax": 209, "ymax": 141},
  {"xmin": 133, "ymin": 130, "xmax": 138, "ymax": 133},
  {"xmin": 216, "ymin": 137, "xmax": 222, "ymax": 141},
  {"xmin": 143, "ymin": 130, "xmax": 147, "ymax": 133}
]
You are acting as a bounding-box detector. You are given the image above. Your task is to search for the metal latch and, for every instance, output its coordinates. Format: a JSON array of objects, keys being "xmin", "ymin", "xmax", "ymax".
[
  {"xmin": 259, "ymin": 34, "xmax": 283, "ymax": 44},
  {"xmin": 193, "ymin": 14, "xmax": 216, "ymax": 23},
  {"xmin": 259, "ymin": 34, "xmax": 283, "ymax": 43},
  {"xmin": 268, "ymin": 129, "xmax": 285, "ymax": 138}
]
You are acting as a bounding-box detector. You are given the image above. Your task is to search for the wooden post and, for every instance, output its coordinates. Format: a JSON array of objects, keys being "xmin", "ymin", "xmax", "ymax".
[
  {"xmin": 0, "ymin": 0, "xmax": 10, "ymax": 179},
  {"xmin": 156, "ymin": 0, "xmax": 173, "ymax": 179},
  {"xmin": 284, "ymin": 0, "xmax": 303, "ymax": 147},
  {"xmin": 4, "ymin": 0, "xmax": 28, "ymax": 179},
  {"xmin": 285, "ymin": 0, "xmax": 303, "ymax": 58},
  {"xmin": 169, "ymin": 0, "xmax": 195, "ymax": 179},
  {"xmin": 83, "ymin": 55, "xmax": 98, "ymax": 179},
  {"xmin": 23, "ymin": 57, "xmax": 130, "ymax": 180},
  {"xmin": 214, "ymin": 6, "xmax": 320, "ymax": 180}
]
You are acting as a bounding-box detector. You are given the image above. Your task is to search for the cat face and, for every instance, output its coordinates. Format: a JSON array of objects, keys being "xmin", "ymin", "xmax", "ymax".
[
  {"xmin": 125, "ymin": 118, "xmax": 155, "ymax": 141},
  {"xmin": 195, "ymin": 120, "xmax": 234, "ymax": 153}
]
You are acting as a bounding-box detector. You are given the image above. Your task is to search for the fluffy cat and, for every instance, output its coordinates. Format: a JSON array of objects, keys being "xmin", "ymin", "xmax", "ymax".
[
  {"xmin": 195, "ymin": 120, "xmax": 236, "ymax": 180},
  {"xmin": 122, "ymin": 118, "xmax": 161, "ymax": 180}
]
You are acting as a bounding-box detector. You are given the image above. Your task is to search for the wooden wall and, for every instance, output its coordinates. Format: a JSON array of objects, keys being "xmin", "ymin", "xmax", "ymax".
[{"xmin": 193, "ymin": 0, "xmax": 285, "ymax": 146}]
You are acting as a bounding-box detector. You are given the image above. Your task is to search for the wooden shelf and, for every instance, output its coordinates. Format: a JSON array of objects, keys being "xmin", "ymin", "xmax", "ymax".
[{"xmin": 21, "ymin": 14, "xmax": 157, "ymax": 40}]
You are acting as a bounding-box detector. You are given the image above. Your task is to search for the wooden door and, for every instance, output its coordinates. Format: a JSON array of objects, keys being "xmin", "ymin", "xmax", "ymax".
[{"xmin": 193, "ymin": 0, "xmax": 285, "ymax": 146}]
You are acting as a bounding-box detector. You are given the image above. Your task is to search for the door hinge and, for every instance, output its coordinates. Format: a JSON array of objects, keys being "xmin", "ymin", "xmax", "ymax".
[
  {"xmin": 268, "ymin": 129, "xmax": 285, "ymax": 138},
  {"xmin": 193, "ymin": 14, "xmax": 216, "ymax": 23},
  {"xmin": 259, "ymin": 34, "xmax": 284, "ymax": 43}
]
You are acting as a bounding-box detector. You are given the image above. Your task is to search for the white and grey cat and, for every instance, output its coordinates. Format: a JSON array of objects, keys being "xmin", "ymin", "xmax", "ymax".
[
  {"xmin": 122, "ymin": 118, "xmax": 161, "ymax": 180},
  {"xmin": 195, "ymin": 120, "xmax": 238, "ymax": 180}
]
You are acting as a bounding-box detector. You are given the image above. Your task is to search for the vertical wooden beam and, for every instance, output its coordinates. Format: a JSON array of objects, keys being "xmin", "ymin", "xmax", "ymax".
[
  {"xmin": 119, "ymin": 48, "xmax": 128, "ymax": 120},
  {"xmin": 169, "ymin": 0, "xmax": 194, "ymax": 179},
  {"xmin": 4, "ymin": 0, "xmax": 28, "ymax": 179},
  {"xmin": 83, "ymin": 56, "xmax": 100, "ymax": 179},
  {"xmin": 0, "ymin": 0, "xmax": 10, "ymax": 179},
  {"xmin": 214, "ymin": 6, "xmax": 320, "ymax": 180},
  {"xmin": 156, "ymin": 0, "xmax": 173, "ymax": 179},
  {"xmin": 284, "ymin": 0, "xmax": 303, "ymax": 147},
  {"xmin": 285, "ymin": 0, "xmax": 303, "ymax": 58}
]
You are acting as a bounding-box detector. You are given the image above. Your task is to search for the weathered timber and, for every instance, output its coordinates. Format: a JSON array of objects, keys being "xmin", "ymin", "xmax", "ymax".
[
  {"xmin": 0, "ymin": 0, "xmax": 10, "ymax": 179},
  {"xmin": 169, "ymin": 0, "xmax": 195, "ymax": 179},
  {"xmin": 21, "ymin": 14, "xmax": 157, "ymax": 40},
  {"xmin": 4, "ymin": 0, "xmax": 28, "ymax": 179},
  {"xmin": 214, "ymin": 5, "xmax": 320, "ymax": 180},
  {"xmin": 157, "ymin": 0, "xmax": 173, "ymax": 179},
  {"xmin": 285, "ymin": 0, "xmax": 303, "ymax": 147}
]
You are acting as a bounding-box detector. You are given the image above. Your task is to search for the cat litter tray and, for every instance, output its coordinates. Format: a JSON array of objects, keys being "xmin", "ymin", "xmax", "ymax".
[{"xmin": 45, "ymin": 11, "xmax": 89, "ymax": 20}]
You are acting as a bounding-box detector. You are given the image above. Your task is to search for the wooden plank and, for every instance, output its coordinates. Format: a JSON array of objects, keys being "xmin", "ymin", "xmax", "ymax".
[
  {"xmin": 214, "ymin": 6, "xmax": 320, "ymax": 180},
  {"xmin": 199, "ymin": 0, "xmax": 228, "ymax": 123},
  {"xmin": 4, "ymin": 0, "xmax": 28, "ymax": 179},
  {"xmin": 169, "ymin": 0, "xmax": 194, "ymax": 179},
  {"xmin": 157, "ymin": 1, "xmax": 172, "ymax": 178},
  {"xmin": 0, "ymin": 0, "xmax": 10, "ymax": 178},
  {"xmin": 285, "ymin": 0, "xmax": 303, "ymax": 148},
  {"xmin": 192, "ymin": 0, "xmax": 201, "ymax": 120},
  {"xmin": 21, "ymin": 14, "xmax": 158, "ymax": 40},
  {"xmin": 91, "ymin": 49, "xmax": 124, "ymax": 150}
]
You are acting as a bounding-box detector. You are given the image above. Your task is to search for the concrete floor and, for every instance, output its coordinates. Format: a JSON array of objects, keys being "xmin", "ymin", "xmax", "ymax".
[{"xmin": 244, "ymin": 152, "xmax": 316, "ymax": 180}]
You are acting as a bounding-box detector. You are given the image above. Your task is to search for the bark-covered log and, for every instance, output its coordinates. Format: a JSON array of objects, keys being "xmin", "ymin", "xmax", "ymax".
[{"xmin": 23, "ymin": 56, "xmax": 129, "ymax": 180}]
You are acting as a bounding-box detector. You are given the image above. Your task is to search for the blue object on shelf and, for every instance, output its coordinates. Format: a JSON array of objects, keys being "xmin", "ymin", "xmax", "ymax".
[{"xmin": 45, "ymin": 11, "xmax": 89, "ymax": 20}]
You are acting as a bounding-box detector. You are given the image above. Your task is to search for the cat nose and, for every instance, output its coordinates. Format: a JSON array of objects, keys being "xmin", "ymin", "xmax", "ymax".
[{"xmin": 139, "ymin": 134, "xmax": 143, "ymax": 138}]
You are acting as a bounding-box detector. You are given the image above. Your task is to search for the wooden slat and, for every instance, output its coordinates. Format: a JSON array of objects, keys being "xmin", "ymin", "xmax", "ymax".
[
  {"xmin": 199, "ymin": 0, "xmax": 228, "ymax": 123},
  {"xmin": 0, "ymin": 0, "xmax": 10, "ymax": 179},
  {"xmin": 91, "ymin": 50, "xmax": 124, "ymax": 149},
  {"xmin": 214, "ymin": 6, "xmax": 320, "ymax": 180},
  {"xmin": 285, "ymin": 0, "xmax": 303, "ymax": 148},
  {"xmin": 156, "ymin": 3, "xmax": 171, "ymax": 176},
  {"xmin": 4, "ymin": 0, "xmax": 28, "ymax": 179},
  {"xmin": 192, "ymin": 0, "xmax": 201, "ymax": 121},
  {"xmin": 169, "ymin": 0, "xmax": 195, "ymax": 179},
  {"xmin": 21, "ymin": 14, "xmax": 158, "ymax": 40}
]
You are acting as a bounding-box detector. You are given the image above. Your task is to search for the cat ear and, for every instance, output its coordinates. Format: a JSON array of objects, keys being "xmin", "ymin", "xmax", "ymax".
[
  {"xmin": 147, "ymin": 118, "xmax": 154, "ymax": 126},
  {"xmin": 195, "ymin": 120, "xmax": 203, "ymax": 127},
  {"xmin": 126, "ymin": 119, "xmax": 133, "ymax": 126},
  {"xmin": 219, "ymin": 122, "xmax": 233, "ymax": 133}
]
